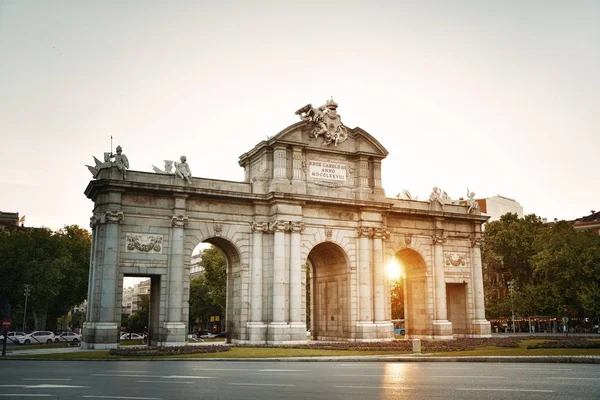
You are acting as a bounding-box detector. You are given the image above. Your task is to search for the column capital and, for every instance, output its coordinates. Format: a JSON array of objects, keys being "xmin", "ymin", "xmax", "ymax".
[
  {"xmin": 171, "ymin": 214, "xmax": 189, "ymax": 228},
  {"xmin": 269, "ymin": 220, "xmax": 289, "ymax": 233},
  {"xmin": 373, "ymin": 227, "xmax": 389, "ymax": 240},
  {"xmin": 251, "ymin": 221, "xmax": 269, "ymax": 233},
  {"xmin": 470, "ymin": 234, "xmax": 483, "ymax": 247},
  {"xmin": 105, "ymin": 210, "xmax": 124, "ymax": 224},
  {"xmin": 431, "ymin": 230, "xmax": 447, "ymax": 245},
  {"xmin": 356, "ymin": 226, "xmax": 373, "ymax": 238},
  {"xmin": 290, "ymin": 221, "xmax": 305, "ymax": 233},
  {"xmin": 90, "ymin": 214, "xmax": 99, "ymax": 229}
]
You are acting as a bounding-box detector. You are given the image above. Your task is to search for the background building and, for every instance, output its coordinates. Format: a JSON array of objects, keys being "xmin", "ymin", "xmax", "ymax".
[{"xmin": 477, "ymin": 195, "xmax": 523, "ymax": 223}]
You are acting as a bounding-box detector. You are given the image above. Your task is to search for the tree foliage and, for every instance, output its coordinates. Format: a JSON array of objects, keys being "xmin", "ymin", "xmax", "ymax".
[
  {"xmin": 188, "ymin": 245, "xmax": 226, "ymax": 331},
  {"xmin": 0, "ymin": 225, "xmax": 91, "ymax": 331},
  {"xmin": 483, "ymin": 213, "xmax": 600, "ymax": 321}
]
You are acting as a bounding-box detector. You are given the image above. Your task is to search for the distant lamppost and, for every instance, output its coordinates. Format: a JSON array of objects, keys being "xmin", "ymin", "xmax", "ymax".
[
  {"xmin": 507, "ymin": 280, "xmax": 516, "ymax": 333},
  {"xmin": 22, "ymin": 284, "xmax": 32, "ymax": 332}
]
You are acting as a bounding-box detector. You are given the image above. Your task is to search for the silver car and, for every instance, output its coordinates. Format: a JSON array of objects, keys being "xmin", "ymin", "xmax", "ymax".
[
  {"xmin": 55, "ymin": 332, "xmax": 82, "ymax": 343},
  {"xmin": 17, "ymin": 331, "xmax": 56, "ymax": 345}
]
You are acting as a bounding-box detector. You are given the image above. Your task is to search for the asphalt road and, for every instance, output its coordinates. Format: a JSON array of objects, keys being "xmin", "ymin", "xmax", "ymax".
[{"xmin": 0, "ymin": 360, "xmax": 599, "ymax": 399}]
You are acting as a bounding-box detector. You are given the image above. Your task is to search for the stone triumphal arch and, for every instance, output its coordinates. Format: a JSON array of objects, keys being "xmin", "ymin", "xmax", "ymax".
[{"xmin": 82, "ymin": 99, "xmax": 491, "ymax": 348}]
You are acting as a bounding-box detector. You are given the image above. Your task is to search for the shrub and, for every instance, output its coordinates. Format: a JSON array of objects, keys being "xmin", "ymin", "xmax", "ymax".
[{"xmin": 109, "ymin": 345, "xmax": 230, "ymax": 357}]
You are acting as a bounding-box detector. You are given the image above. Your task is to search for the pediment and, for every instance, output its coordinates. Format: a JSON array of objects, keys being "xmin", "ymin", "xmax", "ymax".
[{"xmin": 240, "ymin": 121, "xmax": 389, "ymax": 162}]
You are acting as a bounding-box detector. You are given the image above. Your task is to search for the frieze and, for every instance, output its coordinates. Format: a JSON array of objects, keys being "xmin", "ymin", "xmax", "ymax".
[
  {"xmin": 126, "ymin": 233, "xmax": 163, "ymax": 253},
  {"xmin": 444, "ymin": 252, "xmax": 467, "ymax": 267},
  {"xmin": 314, "ymin": 181, "xmax": 344, "ymax": 188}
]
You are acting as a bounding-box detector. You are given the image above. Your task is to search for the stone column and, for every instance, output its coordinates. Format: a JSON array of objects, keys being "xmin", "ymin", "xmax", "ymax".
[
  {"xmin": 289, "ymin": 221, "xmax": 305, "ymax": 323},
  {"xmin": 271, "ymin": 220, "xmax": 288, "ymax": 323},
  {"xmin": 470, "ymin": 234, "xmax": 491, "ymax": 336},
  {"xmin": 432, "ymin": 228, "xmax": 453, "ymax": 338},
  {"xmin": 373, "ymin": 161, "xmax": 382, "ymax": 189},
  {"xmin": 168, "ymin": 214, "xmax": 188, "ymax": 323},
  {"xmin": 98, "ymin": 210, "xmax": 123, "ymax": 322},
  {"xmin": 85, "ymin": 215, "xmax": 99, "ymax": 323},
  {"xmin": 250, "ymin": 222, "xmax": 267, "ymax": 322},
  {"xmin": 357, "ymin": 227, "xmax": 373, "ymax": 322},
  {"xmin": 292, "ymin": 147, "xmax": 303, "ymax": 182},
  {"xmin": 373, "ymin": 228, "xmax": 386, "ymax": 322}
]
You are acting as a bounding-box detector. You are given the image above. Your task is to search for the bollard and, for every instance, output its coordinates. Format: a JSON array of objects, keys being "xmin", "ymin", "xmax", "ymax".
[{"xmin": 412, "ymin": 338, "xmax": 421, "ymax": 354}]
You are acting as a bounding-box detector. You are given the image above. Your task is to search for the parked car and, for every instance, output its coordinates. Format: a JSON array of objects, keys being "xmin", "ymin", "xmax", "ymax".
[
  {"xmin": 198, "ymin": 331, "xmax": 217, "ymax": 339},
  {"xmin": 120, "ymin": 333, "xmax": 144, "ymax": 340},
  {"xmin": 55, "ymin": 332, "xmax": 82, "ymax": 343},
  {"xmin": 17, "ymin": 331, "xmax": 56, "ymax": 345},
  {"xmin": 0, "ymin": 331, "xmax": 26, "ymax": 345}
]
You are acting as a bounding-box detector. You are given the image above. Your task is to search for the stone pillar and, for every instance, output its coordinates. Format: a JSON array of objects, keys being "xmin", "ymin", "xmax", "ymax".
[
  {"xmin": 357, "ymin": 227, "xmax": 372, "ymax": 322},
  {"xmin": 271, "ymin": 220, "xmax": 288, "ymax": 323},
  {"xmin": 289, "ymin": 221, "xmax": 305, "ymax": 323},
  {"xmin": 161, "ymin": 197, "xmax": 188, "ymax": 347},
  {"xmin": 247, "ymin": 221, "xmax": 268, "ymax": 343},
  {"xmin": 470, "ymin": 234, "xmax": 491, "ymax": 337},
  {"xmin": 432, "ymin": 228, "xmax": 453, "ymax": 338},
  {"xmin": 373, "ymin": 161, "xmax": 382, "ymax": 189},
  {"xmin": 373, "ymin": 228, "xmax": 386, "ymax": 322},
  {"xmin": 85, "ymin": 215, "xmax": 99, "ymax": 323},
  {"xmin": 83, "ymin": 210, "xmax": 122, "ymax": 349},
  {"xmin": 250, "ymin": 222, "xmax": 267, "ymax": 322}
]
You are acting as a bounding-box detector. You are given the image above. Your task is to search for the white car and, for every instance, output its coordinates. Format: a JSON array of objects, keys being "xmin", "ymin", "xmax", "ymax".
[
  {"xmin": 0, "ymin": 331, "xmax": 26, "ymax": 345},
  {"xmin": 55, "ymin": 332, "xmax": 82, "ymax": 343},
  {"xmin": 120, "ymin": 333, "xmax": 144, "ymax": 340},
  {"xmin": 17, "ymin": 331, "xmax": 56, "ymax": 345}
]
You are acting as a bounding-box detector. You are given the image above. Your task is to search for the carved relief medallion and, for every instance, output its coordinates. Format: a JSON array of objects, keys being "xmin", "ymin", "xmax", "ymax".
[
  {"xmin": 126, "ymin": 233, "xmax": 163, "ymax": 253},
  {"xmin": 444, "ymin": 252, "xmax": 467, "ymax": 267}
]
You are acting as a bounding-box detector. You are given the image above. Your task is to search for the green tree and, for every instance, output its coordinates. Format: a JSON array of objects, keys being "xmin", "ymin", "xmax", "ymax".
[
  {"xmin": 188, "ymin": 274, "xmax": 220, "ymax": 331},
  {"xmin": 0, "ymin": 225, "xmax": 90, "ymax": 331},
  {"xmin": 126, "ymin": 294, "xmax": 150, "ymax": 333},
  {"xmin": 390, "ymin": 279, "xmax": 404, "ymax": 320},
  {"xmin": 199, "ymin": 246, "xmax": 227, "ymax": 314}
]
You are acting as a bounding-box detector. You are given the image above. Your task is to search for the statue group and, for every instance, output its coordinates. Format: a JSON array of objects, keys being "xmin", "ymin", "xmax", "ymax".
[{"xmin": 296, "ymin": 97, "xmax": 348, "ymax": 147}]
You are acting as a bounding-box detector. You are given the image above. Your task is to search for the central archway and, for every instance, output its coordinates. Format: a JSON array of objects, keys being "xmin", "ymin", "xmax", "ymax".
[
  {"xmin": 306, "ymin": 242, "xmax": 351, "ymax": 340},
  {"xmin": 396, "ymin": 248, "xmax": 431, "ymax": 338}
]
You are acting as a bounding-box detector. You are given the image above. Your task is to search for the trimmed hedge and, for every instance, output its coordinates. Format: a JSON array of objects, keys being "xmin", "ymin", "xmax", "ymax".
[
  {"xmin": 527, "ymin": 338, "xmax": 600, "ymax": 349},
  {"xmin": 109, "ymin": 344, "xmax": 230, "ymax": 356}
]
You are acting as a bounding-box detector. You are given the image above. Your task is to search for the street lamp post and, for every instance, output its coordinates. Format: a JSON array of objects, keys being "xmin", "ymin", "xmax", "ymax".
[
  {"xmin": 507, "ymin": 280, "xmax": 516, "ymax": 334},
  {"xmin": 22, "ymin": 284, "xmax": 31, "ymax": 332}
]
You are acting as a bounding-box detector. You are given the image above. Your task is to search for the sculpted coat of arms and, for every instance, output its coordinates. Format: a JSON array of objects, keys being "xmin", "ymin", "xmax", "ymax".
[{"xmin": 295, "ymin": 98, "xmax": 348, "ymax": 147}]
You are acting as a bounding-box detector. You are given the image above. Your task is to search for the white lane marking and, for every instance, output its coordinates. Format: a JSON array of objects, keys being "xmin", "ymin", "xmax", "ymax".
[
  {"xmin": 432, "ymin": 376, "xmax": 504, "ymax": 379},
  {"xmin": 92, "ymin": 374, "xmax": 214, "ymax": 379},
  {"xmin": 22, "ymin": 378, "xmax": 73, "ymax": 381},
  {"xmin": 0, "ymin": 395, "xmax": 54, "ymax": 397},
  {"xmin": 228, "ymin": 383, "xmax": 295, "ymax": 387},
  {"xmin": 548, "ymin": 377, "xmax": 600, "ymax": 381},
  {"xmin": 335, "ymin": 374, "xmax": 401, "ymax": 377},
  {"xmin": 259, "ymin": 369, "xmax": 306, "ymax": 372},
  {"xmin": 0, "ymin": 385, "xmax": 86, "ymax": 389},
  {"xmin": 457, "ymin": 388, "xmax": 554, "ymax": 393},
  {"xmin": 336, "ymin": 385, "xmax": 413, "ymax": 390},
  {"xmin": 136, "ymin": 381, "xmax": 194, "ymax": 384},
  {"xmin": 505, "ymin": 368, "xmax": 572, "ymax": 371},
  {"xmin": 83, "ymin": 396, "xmax": 161, "ymax": 399},
  {"xmin": 192, "ymin": 368, "xmax": 248, "ymax": 371}
]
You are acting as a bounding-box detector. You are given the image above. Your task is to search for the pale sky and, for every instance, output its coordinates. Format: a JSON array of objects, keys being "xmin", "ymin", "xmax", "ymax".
[{"xmin": 1, "ymin": 0, "xmax": 599, "ymax": 231}]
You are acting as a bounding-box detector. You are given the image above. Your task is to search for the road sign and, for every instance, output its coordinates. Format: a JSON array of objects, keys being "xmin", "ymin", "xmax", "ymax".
[
  {"xmin": 1, "ymin": 319, "xmax": 11, "ymax": 328},
  {"xmin": 562, "ymin": 316, "xmax": 569, "ymax": 324}
]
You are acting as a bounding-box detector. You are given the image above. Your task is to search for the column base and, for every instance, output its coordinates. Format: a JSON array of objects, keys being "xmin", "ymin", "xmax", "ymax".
[
  {"xmin": 245, "ymin": 322, "xmax": 268, "ymax": 344},
  {"xmin": 432, "ymin": 320, "xmax": 453, "ymax": 339},
  {"xmin": 81, "ymin": 322, "xmax": 119, "ymax": 349},
  {"xmin": 157, "ymin": 322, "xmax": 187, "ymax": 347},
  {"xmin": 470, "ymin": 319, "xmax": 492, "ymax": 337}
]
